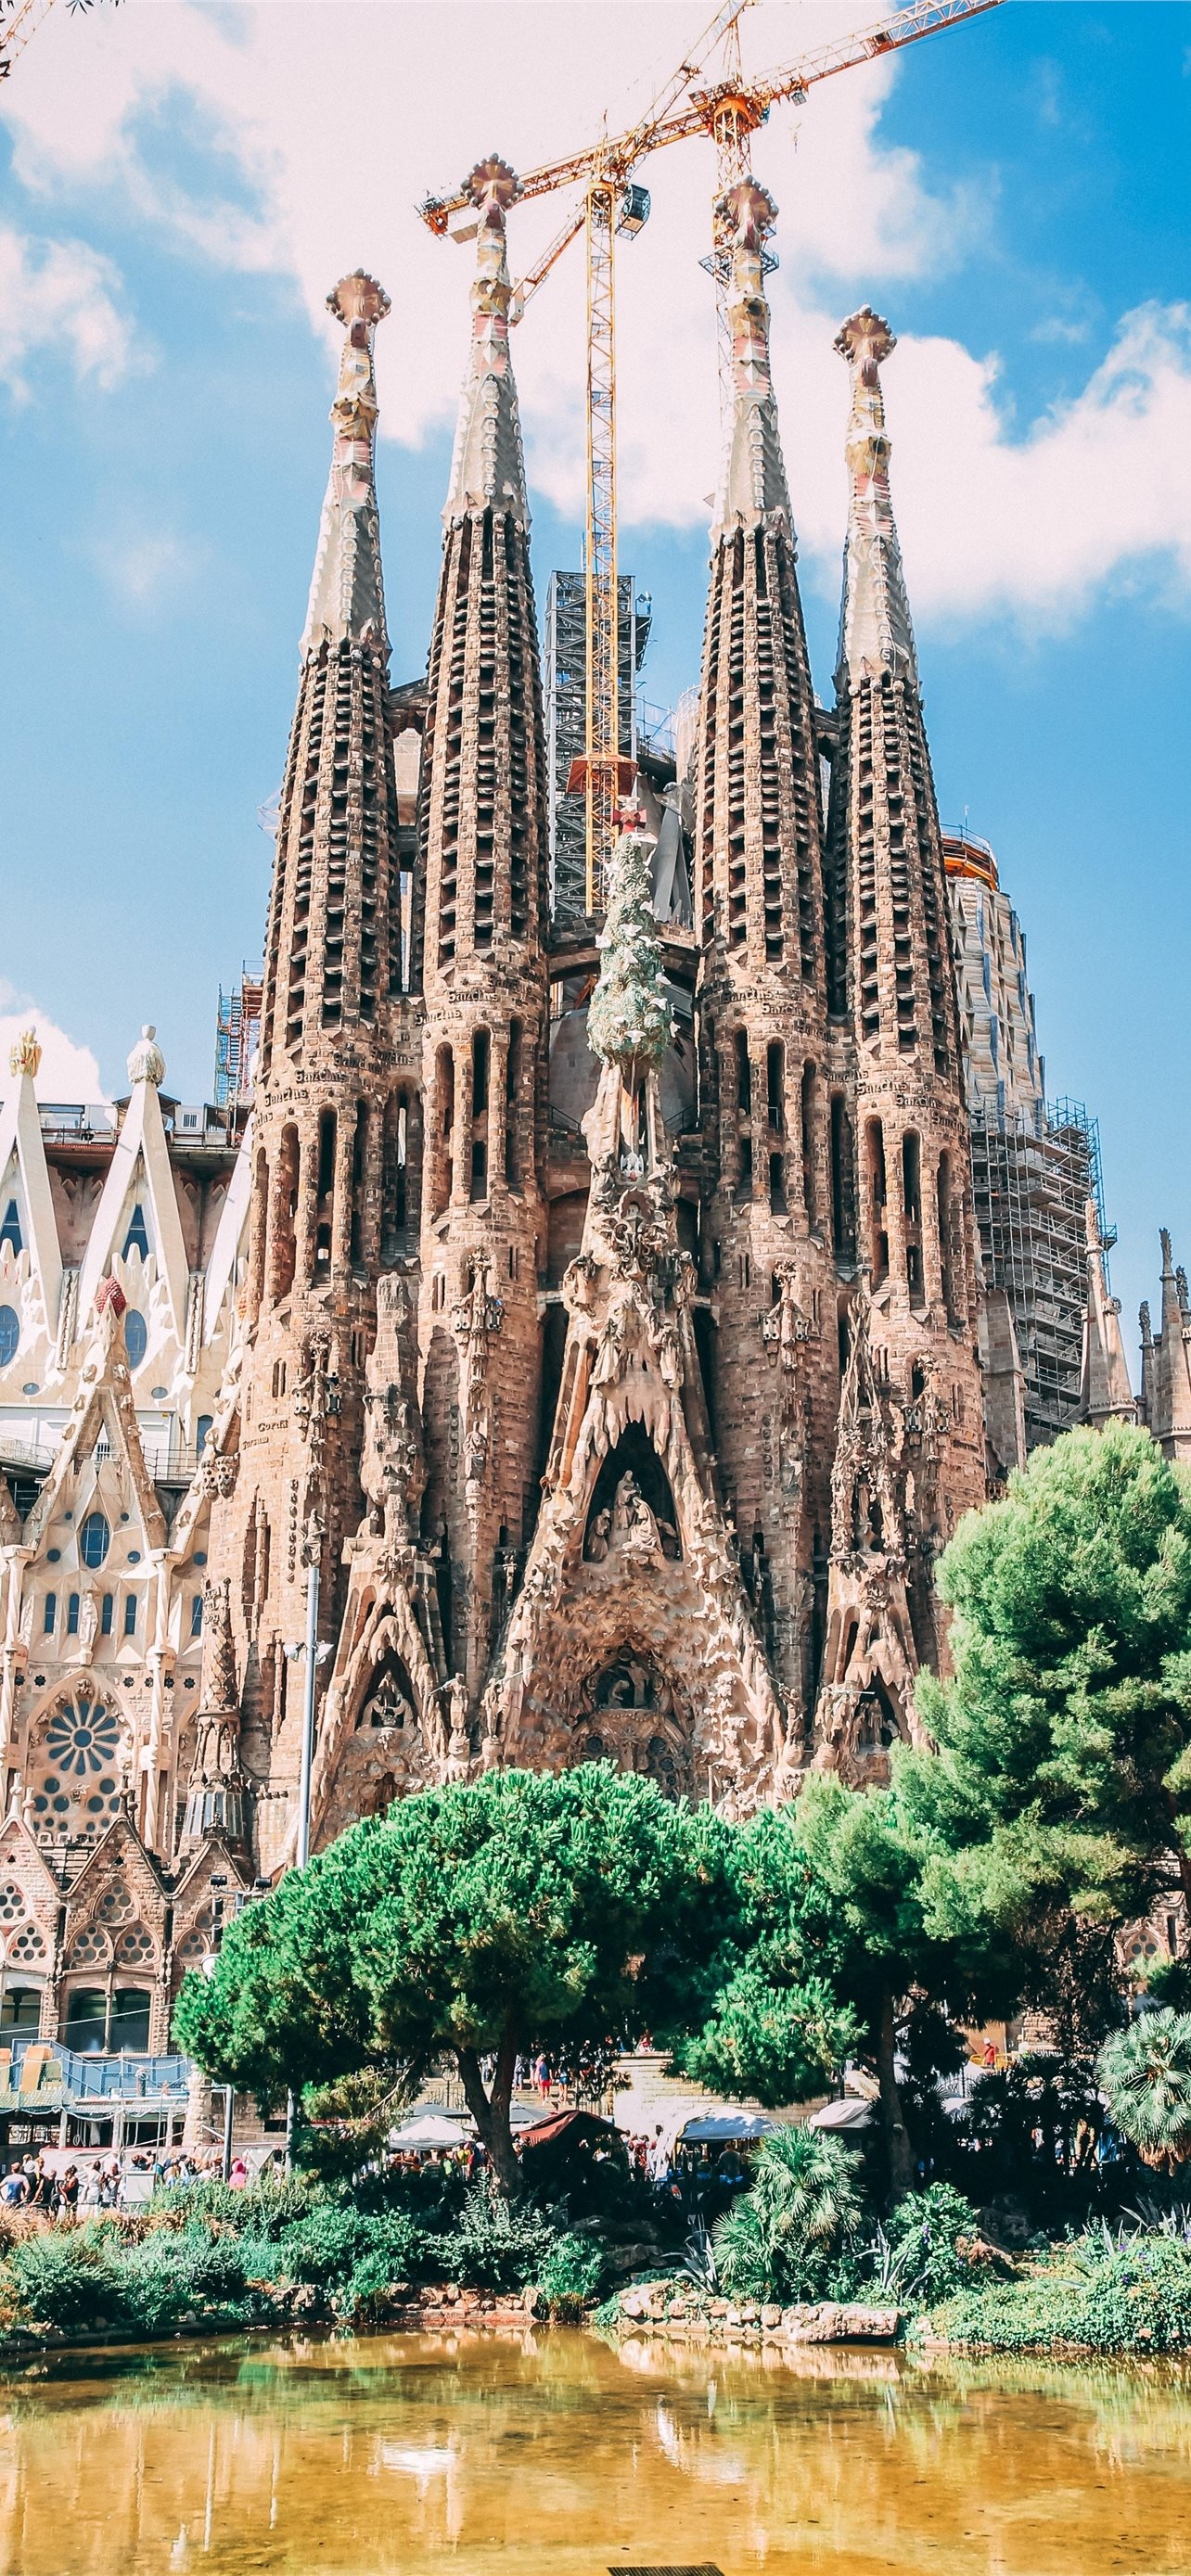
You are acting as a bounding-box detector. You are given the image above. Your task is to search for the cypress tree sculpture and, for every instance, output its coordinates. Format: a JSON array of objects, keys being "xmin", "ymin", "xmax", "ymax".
[{"xmin": 587, "ymin": 821, "xmax": 672, "ymax": 1078}]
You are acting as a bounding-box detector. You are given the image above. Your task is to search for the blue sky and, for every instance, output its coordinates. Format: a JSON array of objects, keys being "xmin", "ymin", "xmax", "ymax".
[{"xmin": 0, "ymin": 0, "xmax": 1187, "ymax": 1358}]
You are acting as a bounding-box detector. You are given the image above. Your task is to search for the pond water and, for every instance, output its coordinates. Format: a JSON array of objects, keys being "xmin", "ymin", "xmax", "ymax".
[{"xmin": 1, "ymin": 2326, "xmax": 1189, "ymax": 2576}]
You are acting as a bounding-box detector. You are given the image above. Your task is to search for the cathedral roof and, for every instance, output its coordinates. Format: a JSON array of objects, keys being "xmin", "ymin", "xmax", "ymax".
[
  {"xmin": 301, "ymin": 271, "xmax": 391, "ymax": 657},
  {"xmin": 834, "ymin": 307, "xmax": 919, "ymax": 690}
]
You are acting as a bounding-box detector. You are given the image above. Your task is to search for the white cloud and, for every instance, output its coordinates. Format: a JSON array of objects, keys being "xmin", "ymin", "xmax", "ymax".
[
  {"xmin": 783, "ymin": 298, "xmax": 1191, "ymax": 631},
  {"xmin": 2, "ymin": 0, "xmax": 1188, "ymax": 631},
  {"xmin": 0, "ymin": 223, "xmax": 134, "ymax": 397},
  {"xmin": 87, "ymin": 521, "xmax": 204, "ymax": 608},
  {"xmin": 0, "ymin": 994, "xmax": 106, "ymax": 1103}
]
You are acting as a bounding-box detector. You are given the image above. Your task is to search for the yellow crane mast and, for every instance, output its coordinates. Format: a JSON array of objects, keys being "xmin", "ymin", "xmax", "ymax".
[{"xmin": 422, "ymin": 0, "xmax": 1004, "ymax": 918}]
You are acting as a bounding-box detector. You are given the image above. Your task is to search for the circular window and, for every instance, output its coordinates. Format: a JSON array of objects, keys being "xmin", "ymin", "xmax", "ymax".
[
  {"xmin": 79, "ymin": 1512, "xmax": 110, "ymax": 1570},
  {"xmin": 123, "ymin": 1310, "xmax": 147, "ymax": 1370},
  {"xmin": 28, "ymin": 1728, "xmax": 122, "ymax": 1840},
  {"xmin": 0, "ymin": 1308, "xmax": 19, "ymax": 1368}
]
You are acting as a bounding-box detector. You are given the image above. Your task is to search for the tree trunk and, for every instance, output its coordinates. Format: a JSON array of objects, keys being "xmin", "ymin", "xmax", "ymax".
[
  {"xmin": 876, "ymin": 1986, "xmax": 914, "ymax": 2202},
  {"xmin": 455, "ymin": 2027, "xmax": 521, "ymax": 2197}
]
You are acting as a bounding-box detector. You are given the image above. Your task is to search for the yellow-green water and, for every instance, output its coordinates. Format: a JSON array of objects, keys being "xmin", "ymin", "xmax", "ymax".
[{"xmin": 1, "ymin": 2326, "xmax": 1189, "ymax": 2576}]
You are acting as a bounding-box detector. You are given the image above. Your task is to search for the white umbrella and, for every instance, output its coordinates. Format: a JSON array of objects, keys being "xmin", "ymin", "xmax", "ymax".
[{"xmin": 388, "ymin": 2110, "xmax": 474, "ymax": 2151}]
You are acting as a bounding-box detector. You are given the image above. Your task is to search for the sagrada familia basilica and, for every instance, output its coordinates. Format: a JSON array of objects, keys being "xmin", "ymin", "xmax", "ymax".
[{"xmin": 0, "ymin": 162, "xmax": 1185, "ymax": 2049}]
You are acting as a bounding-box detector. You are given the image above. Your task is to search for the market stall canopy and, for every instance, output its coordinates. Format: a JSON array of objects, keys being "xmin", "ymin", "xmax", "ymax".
[
  {"xmin": 388, "ymin": 2110, "xmax": 474, "ymax": 2151},
  {"xmin": 809, "ymin": 2098, "xmax": 874, "ymax": 2133},
  {"xmin": 678, "ymin": 2111, "xmax": 779, "ymax": 2144}
]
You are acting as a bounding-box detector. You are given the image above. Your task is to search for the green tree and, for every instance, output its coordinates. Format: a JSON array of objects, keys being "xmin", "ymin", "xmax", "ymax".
[
  {"xmin": 175, "ymin": 1766, "xmax": 731, "ymax": 2194},
  {"xmin": 1098, "ymin": 2009, "xmax": 1191, "ymax": 2171},
  {"xmin": 905, "ymin": 1422, "xmax": 1191, "ymax": 1920},
  {"xmin": 678, "ymin": 1792, "xmax": 1004, "ymax": 2197}
]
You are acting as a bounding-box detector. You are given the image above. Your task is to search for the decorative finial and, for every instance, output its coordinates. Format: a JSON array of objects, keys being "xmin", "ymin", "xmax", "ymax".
[
  {"xmin": 835, "ymin": 306, "xmax": 897, "ymax": 372},
  {"xmin": 95, "ymin": 1274, "xmax": 127, "ymax": 1320},
  {"xmin": 464, "ymin": 156, "xmax": 520, "ymax": 225},
  {"xmin": 7, "ymin": 1027, "xmax": 41, "ymax": 1081},
  {"xmin": 720, "ymin": 177, "xmax": 777, "ymax": 253},
  {"xmin": 834, "ymin": 302, "xmax": 916, "ymax": 688},
  {"xmin": 127, "ymin": 1024, "xmax": 165, "ymax": 1088},
  {"xmin": 327, "ymin": 272, "xmax": 391, "ymax": 331}
]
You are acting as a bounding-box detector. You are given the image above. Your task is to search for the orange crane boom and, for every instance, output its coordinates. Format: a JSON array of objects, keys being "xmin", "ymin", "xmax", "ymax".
[{"xmin": 423, "ymin": 0, "xmax": 1005, "ymax": 915}]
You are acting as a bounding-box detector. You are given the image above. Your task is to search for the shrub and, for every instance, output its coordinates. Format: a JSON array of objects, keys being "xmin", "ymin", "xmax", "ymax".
[
  {"xmin": 535, "ymin": 2234, "xmax": 606, "ymax": 2316},
  {"xmin": 931, "ymin": 2231, "xmax": 1191, "ymax": 2354},
  {"xmin": 426, "ymin": 2181, "xmax": 560, "ymax": 2294},
  {"xmin": 5, "ymin": 2228, "xmax": 129, "ymax": 2337},
  {"xmin": 712, "ymin": 2125, "xmax": 863, "ymax": 2303},
  {"xmin": 121, "ymin": 2227, "xmax": 254, "ymax": 2335},
  {"xmin": 884, "ymin": 2184, "xmax": 988, "ymax": 2305}
]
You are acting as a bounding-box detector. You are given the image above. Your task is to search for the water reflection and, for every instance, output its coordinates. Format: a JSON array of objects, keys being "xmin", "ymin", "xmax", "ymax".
[{"xmin": 1, "ymin": 2327, "xmax": 1189, "ymax": 2575}]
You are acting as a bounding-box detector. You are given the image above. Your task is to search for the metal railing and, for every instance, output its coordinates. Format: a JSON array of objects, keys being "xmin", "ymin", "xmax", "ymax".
[{"xmin": 2, "ymin": 2035, "xmax": 191, "ymax": 2100}]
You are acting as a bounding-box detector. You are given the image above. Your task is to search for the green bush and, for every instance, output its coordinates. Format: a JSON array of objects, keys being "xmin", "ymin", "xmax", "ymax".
[
  {"xmin": 931, "ymin": 2231, "xmax": 1191, "ymax": 2353},
  {"xmin": 5, "ymin": 2229, "xmax": 129, "ymax": 2337},
  {"xmin": 885, "ymin": 2184, "xmax": 988, "ymax": 2305},
  {"xmin": 712, "ymin": 2125, "xmax": 862, "ymax": 2303},
  {"xmin": 426, "ymin": 2181, "xmax": 559, "ymax": 2294},
  {"xmin": 121, "ymin": 2227, "xmax": 254, "ymax": 2335},
  {"xmin": 535, "ymin": 2234, "xmax": 606, "ymax": 2315},
  {"xmin": 149, "ymin": 2174, "xmax": 320, "ymax": 2240}
]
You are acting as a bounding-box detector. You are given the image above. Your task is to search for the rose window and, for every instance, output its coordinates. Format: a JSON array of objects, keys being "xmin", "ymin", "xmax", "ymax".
[
  {"xmin": 174, "ymin": 1911, "xmax": 214, "ymax": 1968},
  {"xmin": 67, "ymin": 1925, "xmax": 110, "ymax": 1970},
  {"xmin": 30, "ymin": 1694, "xmax": 124, "ymax": 1836},
  {"xmin": 117, "ymin": 1925, "xmax": 155, "ymax": 1969},
  {"xmin": 0, "ymin": 1884, "xmax": 25, "ymax": 1924},
  {"xmin": 10, "ymin": 1924, "xmax": 46, "ymax": 1961},
  {"xmin": 96, "ymin": 1886, "xmax": 134, "ymax": 1926}
]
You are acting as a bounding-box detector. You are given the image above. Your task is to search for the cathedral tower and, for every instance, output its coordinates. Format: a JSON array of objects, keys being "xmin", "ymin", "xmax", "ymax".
[
  {"xmin": 693, "ymin": 180, "xmax": 839, "ymax": 1728},
  {"xmin": 416, "ymin": 159, "xmax": 551, "ymax": 1701},
  {"xmin": 817, "ymin": 310, "xmax": 984, "ymax": 1756},
  {"xmin": 217, "ymin": 273, "xmax": 420, "ymax": 1871}
]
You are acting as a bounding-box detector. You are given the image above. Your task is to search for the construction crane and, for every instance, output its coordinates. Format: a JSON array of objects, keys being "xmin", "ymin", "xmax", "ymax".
[
  {"xmin": 0, "ymin": 0, "xmax": 56, "ymax": 74},
  {"xmin": 423, "ymin": 0, "xmax": 1004, "ymax": 917},
  {"xmin": 0, "ymin": 0, "xmax": 116, "ymax": 79}
]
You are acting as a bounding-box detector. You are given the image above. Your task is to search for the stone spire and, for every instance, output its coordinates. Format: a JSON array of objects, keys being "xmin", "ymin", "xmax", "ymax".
[
  {"xmin": 301, "ymin": 272, "xmax": 391, "ymax": 656},
  {"xmin": 1152, "ymin": 1229, "xmax": 1191, "ymax": 1460},
  {"xmin": 834, "ymin": 307, "xmax": 917, "ymax": 689},
  {"xmin": 1079, "ymin": 1198, "xmax": 1134, "ymax": 1426},
  {"xmin": 827, "ymin": 306, "xmax": 963, "ymax": 1084},
  {"xmin": 259, "ymin": 270, "xmax": 404, "ymax": 1080},
  {"xmin": 711, "ymin": 179, "xmax": 791, "ymax": 542},
  {"xmin": 443, "ymin": 157, "xmax": 529, "ymax": 530},
  {"xmin": 695, "ymin": 177, "xmax": 824, "ymax": 980},
  {"xmin": 420, "ymin": 154, "xmax": 547, "ymax": 974},
  {"xmin": 180, "ymin": 1577, "xmax": 249, "ymax": 1855},
  {"xmin": 416, "ymin": 154, "xmax": 549, "ymax": 1699}
]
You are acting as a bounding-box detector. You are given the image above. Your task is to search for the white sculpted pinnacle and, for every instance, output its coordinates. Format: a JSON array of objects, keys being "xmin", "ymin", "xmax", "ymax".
[{"xmin": 126, "ymin": 1024, "xmax": 165, "ymax": 1088}]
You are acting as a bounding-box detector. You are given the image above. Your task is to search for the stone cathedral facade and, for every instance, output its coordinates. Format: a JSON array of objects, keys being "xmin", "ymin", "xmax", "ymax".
[{"xmin": 0, "ymin": 162, "xmax": 1161, "ymax": 2031}]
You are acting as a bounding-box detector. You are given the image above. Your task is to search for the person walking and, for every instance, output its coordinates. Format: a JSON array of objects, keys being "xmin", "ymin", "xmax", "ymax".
[
  {"xmin": 80, "ymin": 2161, "xmax": 104, "ymax": 2213},
  {"xmin": 57, "ymin": 2165, "xmax": 80, "ymax": 2220}
]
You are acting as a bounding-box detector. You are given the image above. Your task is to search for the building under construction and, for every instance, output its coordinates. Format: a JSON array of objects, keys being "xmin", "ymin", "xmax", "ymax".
[{"xmin": 945, "ymin": 832, "xmax": 1105, "ymax": 1453}]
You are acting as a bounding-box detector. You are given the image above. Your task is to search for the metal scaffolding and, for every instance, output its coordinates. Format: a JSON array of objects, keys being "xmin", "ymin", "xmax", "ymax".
[
  {"xmin": 213, "ymin": 970, "xmax": 263, "ymax": 1114},
  {"xmin": 544, "ymin": 569, "xmax": 650, "ymax": 926},
  {"xmin": 969, "ymin": 1096, "xmax": 1100, "ymax": 1448}
]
